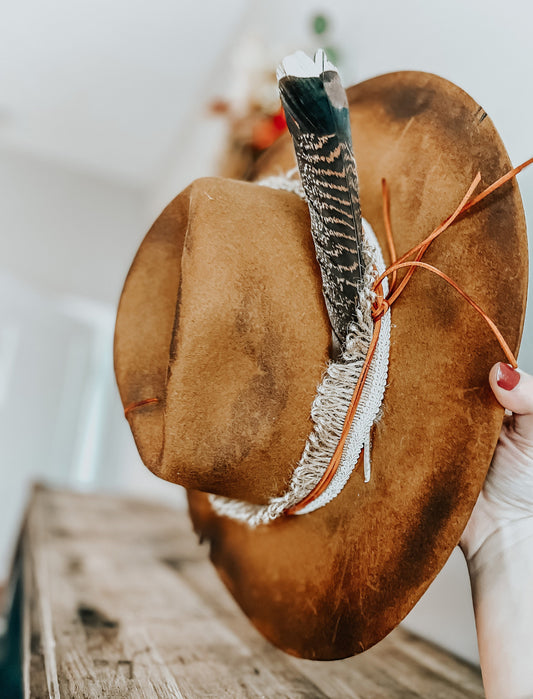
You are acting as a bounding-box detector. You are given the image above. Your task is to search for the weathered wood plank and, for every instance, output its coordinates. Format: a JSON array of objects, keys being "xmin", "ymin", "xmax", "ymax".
[
  {"xmin": 293, "ymin": 632, "xmax": 483, "ymax": 699},
  {"xmin": 26, "ymin": 492, "xmax": 187, "ymax": 698},
  {"xmin": 24, "ymin": 542, "xmax": 48, "ymax": 699},
  {"xmin": 381, "ymin": 631, "xmax": 484, "ymax": 696},
  {"xmin": 15, "ymin": 487, "xmax": 483, "ymax": 698}
]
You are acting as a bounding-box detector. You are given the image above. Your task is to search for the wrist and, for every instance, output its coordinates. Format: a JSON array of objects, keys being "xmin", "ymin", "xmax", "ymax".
[
  {"xmin": 465, "ymin": 515, "xmax": 533, "ymax": 575},
  {"xmin": 466, "ymin": 518, "xmax": 533, "ymax": 699}
]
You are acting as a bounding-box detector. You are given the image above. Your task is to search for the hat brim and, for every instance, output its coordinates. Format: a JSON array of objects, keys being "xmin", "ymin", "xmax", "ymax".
[{"xmin": 186, "ymin": 71, "xmax": 527, "ymax": 659}]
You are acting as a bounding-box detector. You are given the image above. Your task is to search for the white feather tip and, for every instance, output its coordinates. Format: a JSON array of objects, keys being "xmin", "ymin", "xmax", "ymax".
[{"xmin": 277, "ymin": 49, "xmax": 338, "ymax": 81}]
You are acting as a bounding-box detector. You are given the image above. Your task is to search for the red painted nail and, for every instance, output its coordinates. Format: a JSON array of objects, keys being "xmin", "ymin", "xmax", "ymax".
[{"xmin": 496, "ymin": 363, "xmax": 520, "ymax": 391}]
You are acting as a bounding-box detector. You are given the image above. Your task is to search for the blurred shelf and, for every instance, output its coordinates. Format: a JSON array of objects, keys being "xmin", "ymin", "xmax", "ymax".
[{"xmin": 0, "ymin": 486, "xmax": 484, "ymax": 698}]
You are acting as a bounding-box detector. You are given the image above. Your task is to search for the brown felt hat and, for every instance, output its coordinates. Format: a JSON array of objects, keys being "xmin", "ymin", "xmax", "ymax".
[{"xmin": 114, "ymin": 71, "xmax": 528, "ymax": 660}]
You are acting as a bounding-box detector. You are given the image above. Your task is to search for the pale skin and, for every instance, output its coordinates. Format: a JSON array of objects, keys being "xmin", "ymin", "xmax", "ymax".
[{"xmin": 460, "ymin": 363, "xmax": 533, "ymax": 699}]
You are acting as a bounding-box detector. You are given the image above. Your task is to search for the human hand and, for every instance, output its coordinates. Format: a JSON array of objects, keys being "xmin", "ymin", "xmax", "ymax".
[
  {"xmin": 460, "ymin": 363, "xmax": 533, "ymax": 562},
  {"xmin": 460, "ymin": 364, "xmax": 533, "ymax": 699}
]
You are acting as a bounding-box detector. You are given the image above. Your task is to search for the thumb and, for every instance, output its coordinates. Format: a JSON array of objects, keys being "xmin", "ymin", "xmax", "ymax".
[{"xmin": 489, "ymin": 363, "xmax": 533, "ymax": 440}]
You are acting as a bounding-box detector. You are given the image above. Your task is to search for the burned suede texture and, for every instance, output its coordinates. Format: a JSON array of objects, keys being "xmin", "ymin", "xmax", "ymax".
[
  {"xmin": 163, "ymin": 180, "xmax": 332, "ymax": 502},
  {"xmin": 116, "ymin": 178, "xmax": 331, "ymax": 502},
  {"xmin": 115, "ymin": 71, "xmax": 528, "ymax": 659}
]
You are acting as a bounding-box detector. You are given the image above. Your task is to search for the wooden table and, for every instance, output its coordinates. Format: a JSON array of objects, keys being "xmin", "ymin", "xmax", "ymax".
[{"xmin": 0, "ymin": 487, "xmax": 484, "ymax": 698}]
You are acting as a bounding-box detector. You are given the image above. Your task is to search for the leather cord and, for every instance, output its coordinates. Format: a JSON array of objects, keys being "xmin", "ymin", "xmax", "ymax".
[{"xmin": 286, "ymin": 159, "xmax": 532, "ymax": 515}]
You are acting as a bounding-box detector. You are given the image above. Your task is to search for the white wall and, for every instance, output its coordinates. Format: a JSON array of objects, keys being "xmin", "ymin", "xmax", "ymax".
[
  {"xmin": 0, "ymin": 145, "xmax": 150, "ymax": 305},
  {"xmin": 0, "ymin": 148, "xmax": 186, "ymax": 579}
]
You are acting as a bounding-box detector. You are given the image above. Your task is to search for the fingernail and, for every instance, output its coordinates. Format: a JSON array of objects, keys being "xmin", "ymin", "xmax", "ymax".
[{"xmin": 496, "ymin": 362, "xmax": 520, "ymax": 391}]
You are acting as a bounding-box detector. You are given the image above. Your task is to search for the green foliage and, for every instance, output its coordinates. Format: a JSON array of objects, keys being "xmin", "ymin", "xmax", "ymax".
[{"xmin": 312, "ymin": 14, "xmax": 328, "ymax": 35}]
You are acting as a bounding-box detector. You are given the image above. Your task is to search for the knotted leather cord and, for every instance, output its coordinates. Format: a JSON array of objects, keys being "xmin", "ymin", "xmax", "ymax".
[{"xmin": 285, "ymin": 159, "xmax": 532, "ymax": 516}]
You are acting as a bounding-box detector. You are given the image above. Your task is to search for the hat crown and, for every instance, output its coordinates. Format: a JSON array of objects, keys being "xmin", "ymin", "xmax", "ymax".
[{"xmin": 115, "ymin": 177, "xmax": 331, "ymax": 504}]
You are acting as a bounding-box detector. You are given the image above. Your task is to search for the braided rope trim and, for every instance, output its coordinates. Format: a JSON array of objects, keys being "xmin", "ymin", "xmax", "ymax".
[{"xmin": 208, "ymin": 174, "xmax": 390, "ymax": 526}]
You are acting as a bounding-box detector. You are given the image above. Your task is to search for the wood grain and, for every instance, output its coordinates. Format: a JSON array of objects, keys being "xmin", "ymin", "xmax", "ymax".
[{"xmin": 2, "ymin": 487, "xmax": 484, "ymax": 697}]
